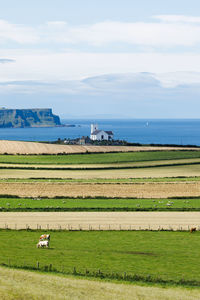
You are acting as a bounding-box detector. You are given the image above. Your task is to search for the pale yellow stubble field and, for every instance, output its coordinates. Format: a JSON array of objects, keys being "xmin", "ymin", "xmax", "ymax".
[
  {"xmin": 0, "ymin": 140, "xmax": 199, "ymax": 154},
  {"xmin": 1, "ymin": 212, "xmax": 200, "ymax": 230},
  {"xmin": 0, "ymin": 181, "xmax": 200, "ymax": 198}
]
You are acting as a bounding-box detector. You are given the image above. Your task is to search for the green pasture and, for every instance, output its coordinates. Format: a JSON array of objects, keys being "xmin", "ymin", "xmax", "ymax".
[
  {"xmin": 1, "ymin": 176, "xmax": 200, "ymax": 183},
  {"xmin": 1, "ymin": 230, "xmax": 200, "ymax": 285},
  {"xmin": 1, "ymin": 151, "xmax": 200, "ymax": 164},
  {"xmin": 1, "ymin": 197, "xmax": 200, "ymax": 211},
  {"xmin": 1, "ymin": 158, "xmax": 200, "ymax": 171}
]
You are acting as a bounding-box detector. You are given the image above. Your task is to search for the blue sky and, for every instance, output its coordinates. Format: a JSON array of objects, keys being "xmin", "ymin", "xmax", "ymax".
[
  {"xmin": 2, "ymin": 0, "xmax": 200, "ymax": 25},
  {"xmin": 0, "ymin": 0, "xmax": 200, "ymax": 118}
]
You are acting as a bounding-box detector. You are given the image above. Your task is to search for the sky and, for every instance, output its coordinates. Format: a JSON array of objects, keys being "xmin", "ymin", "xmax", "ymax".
[{"xmin": 0, "ymin": 0, "xmax": 200, "ymax": 118}]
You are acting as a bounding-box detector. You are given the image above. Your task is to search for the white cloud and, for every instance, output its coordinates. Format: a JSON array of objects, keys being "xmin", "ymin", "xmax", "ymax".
[
  {"xmin": 1, "ymin": 51, "xmax": 200, "ymax": 83},
  {"xmin": 0, "ymin": 79, "xmax": 88, "ymax": 95},
  {"xmin": 1, "ymin": 72, "xmax": 200, "ymax": 96},
  {"xmin": 82, "ymin": 73, "xmax": 160, "ymax": 91},
  {"xmin": 1, "ymin": 16, "xmax": 200, "ymax": 48},
  {"xmin": 155, "ymin": 72, "xmax": 200, "ymax": 88},
  {"xmin": 0, "ymin": 20, "xmax": 38, "ymax": 44},
  {"xmin": 42, "ymin": 20, "xmax": 200, "ymax": 47}
]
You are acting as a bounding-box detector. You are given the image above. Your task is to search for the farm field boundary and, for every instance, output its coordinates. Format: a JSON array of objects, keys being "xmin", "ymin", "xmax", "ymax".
[
  {"xmin": 0, "ymin": 267, "xmax": 199, "ymax": 300},
  {"xmin": 1, "ymin": 262, "xmax": 200, "ymax": 288},
  {"xmin": 2, "ymin": 207, "xmax": 200, "ymax": 212},
  {"xmin": 1, "ymin": 176, "xmax": 200, "ymax": 183},
  {"xmin": 0, "ymin": 140, "xmax": 200, "ymax": 155},
  {"xmin": 1, "ymin": 158, "xmax": 200, "ymax": 170},
  {"xmin": 1, "ymin": 164, "xmax": 200, "ymax": 179},
  {"xmin": 1, "ymin": 151, "xmax": 200, "ymax": 165},
  {"xmin": 1, "ymin": 211, "xmax": 200, "ymax": 230}
]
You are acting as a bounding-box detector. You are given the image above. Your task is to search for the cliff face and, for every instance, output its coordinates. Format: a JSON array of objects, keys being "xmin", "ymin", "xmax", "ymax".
[{"xmin": 0, "ymin": 108, "xmax": 61, "ymax": 128}]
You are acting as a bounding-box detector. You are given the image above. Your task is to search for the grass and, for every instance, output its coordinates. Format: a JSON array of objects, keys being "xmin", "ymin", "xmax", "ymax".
[
  {"xmin": 1, "ymin": 163, "xmax": 200, "ymax": 180},
  {"xmin": 1, "ymin": 197, "xmax": 200, "ymax": 211},
  {"xmin": 1, "ymin": 157, "xmax": 200, "ymax": 171},
  {"xmin": 1, "ymin": 151, "xmax": 200, "ymax": 164},
  {"xmin": 1, "ymin": 230, "xmax": 200, "ymax": 286},
  {"xmin": 0, "ymin": 176, "xmax": 200, "ymax": 183},
  {"xmin": 0, "ymin": 267, "xmax": 199, "ymax": 300}
]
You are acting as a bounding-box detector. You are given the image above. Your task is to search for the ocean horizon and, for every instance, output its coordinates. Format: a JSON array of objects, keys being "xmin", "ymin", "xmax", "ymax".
[{"xmin": 0, "ymin": 119, "xmax": 199, "ymax": 146}]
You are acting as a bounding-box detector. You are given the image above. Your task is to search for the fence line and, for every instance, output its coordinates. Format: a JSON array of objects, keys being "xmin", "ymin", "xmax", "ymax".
[
  {"xmin": 1, "ymin": 223, "xmax": 199, "ymax": 231},
  {"xmin": 1, "ymin": 260, "xmax": 199, "ymax": 287}
]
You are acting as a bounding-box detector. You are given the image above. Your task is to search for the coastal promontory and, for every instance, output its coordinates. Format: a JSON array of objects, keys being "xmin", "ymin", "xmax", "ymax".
[{"xmin": 0, "ymin": 108, "xmax": 61, "ymax": 128}]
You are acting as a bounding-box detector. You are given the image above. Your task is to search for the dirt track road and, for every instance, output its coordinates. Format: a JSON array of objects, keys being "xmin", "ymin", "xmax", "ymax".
[{"xmin": 1, "ymin": 212, "xmax": 200, "ymax": 230}]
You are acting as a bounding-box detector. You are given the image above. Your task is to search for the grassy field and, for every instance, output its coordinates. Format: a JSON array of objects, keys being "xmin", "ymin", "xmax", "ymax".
[
  {"xmin": 0, "ymin": 176, "xmax": 200, "ymax": 183},
  {"xmin": 1, "ymin": 151, "xmax": 200, "ymax": 164},
  {"xmin": 1, "ymin": 163, "xmax": 200, "ymax": 179},
  {"xmin": 2, "ymin": 149, "xmax": 200, "ymax": 298},
  {"xmin": 0, "ymin": 268, "xmax": 199, "ymax": 300},
  {"xmin": 1, "ymin": 197, "xmax": 200, "ymax": 211},
  {"xmin": 1, "ymin": 230, "xmax": 200, "ymax": 286},
  {"xmin": 1, "ymin": 158, "xmax": 200, "ymax": 172}
]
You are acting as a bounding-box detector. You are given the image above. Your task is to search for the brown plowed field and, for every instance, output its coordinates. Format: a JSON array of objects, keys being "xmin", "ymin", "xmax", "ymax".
[
  {"xmin": 0, "ymin": 182, "xmax": 200, "ymax": 198},
  {"xmin": 0, "ymin": 140, "xmax": 199, "ymax": 154},
  {"xmin": 1, "ymin": 212, "xmax": 200, "ymax": 230}
]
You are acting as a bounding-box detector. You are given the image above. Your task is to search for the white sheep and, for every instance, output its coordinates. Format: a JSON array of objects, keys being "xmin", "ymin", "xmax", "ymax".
[{"xmin": 37, "ymin": 240, "xmax": 49, "ymax": 248}]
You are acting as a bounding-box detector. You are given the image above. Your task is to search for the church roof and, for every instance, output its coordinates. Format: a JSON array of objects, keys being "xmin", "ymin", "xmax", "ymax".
[
  {"xmin": 91, "ymin": 130, "xmax": 102, "ymax": 135},
  {"xmin": 91, "ymin": 130, "xmax": 113, "ymax": 136}
]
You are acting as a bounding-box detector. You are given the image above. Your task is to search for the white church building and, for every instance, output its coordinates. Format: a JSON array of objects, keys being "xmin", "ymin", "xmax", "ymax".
[{"xmin": 90, "ymin": 124, "xmax": 114, "ymax": 141}]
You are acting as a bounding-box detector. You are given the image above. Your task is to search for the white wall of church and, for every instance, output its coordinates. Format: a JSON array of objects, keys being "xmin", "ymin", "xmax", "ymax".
[{"xmin": 91, "ymin": 130, "xmax": 109, "ymax": 141}]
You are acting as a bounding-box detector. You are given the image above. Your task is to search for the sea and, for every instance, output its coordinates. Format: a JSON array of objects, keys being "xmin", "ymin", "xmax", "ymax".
[{"xmin": 0, "ymin": 119, "xmax": 200, "ymax": 146}]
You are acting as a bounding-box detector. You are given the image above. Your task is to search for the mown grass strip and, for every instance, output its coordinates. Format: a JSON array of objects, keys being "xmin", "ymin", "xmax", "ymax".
[
  {"xmin": 2, "ymin": 176, "xmax": 200, "ymax": 183},
  {"xmin": 0, "ymin": 176, "xmax": 200, "ymax": 183},
  {"xmin": 1, "ymin": 151, "xmax": 200, "ymax": 165}
]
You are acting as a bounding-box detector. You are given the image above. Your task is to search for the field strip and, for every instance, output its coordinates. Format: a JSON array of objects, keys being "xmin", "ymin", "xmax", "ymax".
[
  {"xmin": 1, "ymin": 212, "xmax": 200, "ymax": 230},
  {"xmin": 0, "ymin": 140, "xmax": 200, "ymax": 154},
  {"xmin": 0, "ymin": 267, "xmax": 199, "ymax": 300},
  {"xmin": 1, "ymin": 163, "xmax": 200, "ymax": 179},
  {"xmin": 1, "ymin": 157, "xmax": 200, "ymax": 169},
  {"xmin": 0, "ymin": 182, "xmax": 200, "ymax": 198}
]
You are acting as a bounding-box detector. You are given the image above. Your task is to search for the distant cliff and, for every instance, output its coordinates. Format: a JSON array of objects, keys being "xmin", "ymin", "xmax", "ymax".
[{"xmin": 0, "ymin": 108, "xmax": 61, "ymax": 128}]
